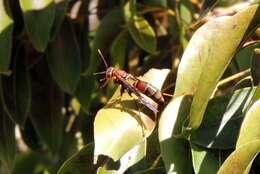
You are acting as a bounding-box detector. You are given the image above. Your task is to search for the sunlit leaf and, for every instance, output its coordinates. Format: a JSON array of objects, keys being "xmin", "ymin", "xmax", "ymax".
[
  {"xmin": 217, "ymin": 140, "xmax": 260, "ymax": 174},
  {"xmin": 19, "ymin": 0, "xmax": 55, "ymax": 52},
  {"xmin": 117, "ymin": 141, "xmax": 146, "ymax": 173},
  {"xmin": 96, "ymin": 167, "xmax": 117, "ymax": 174},
  {"xmin": 236, "ymin": 99, "xmax": 260, "ymax": 148},
  {"xmin": 175, "ymin": 4, "xmax": 260, "ymax": 131},
  {"xmin": 47, "ymin": 19, "xmax": 81, "ymax": 94},
  {"xmin": 94, "ymin": 69, "xmax": 169, "ymax": 162},
  {"xmin": 0, "ymin": 0, "xmax": 13, "ymax": 74}
]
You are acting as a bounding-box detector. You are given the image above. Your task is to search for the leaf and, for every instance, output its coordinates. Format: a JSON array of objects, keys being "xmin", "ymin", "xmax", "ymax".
[
  {"xmin": 236, "ymin": 99, "xmax": 260, "ymax": 148},
  {"xmin": 57, "ymin": 143, "xmax": 96, "ymax": 174},
  {"xmin": 84, "ymin": 8, "xmax": 124, "ymax": 75},
  {"xmin": 47, "ymin": 19, "xmax": 81, "ymax": 94},
  {"xmin": 124, "ymin": 1, "xmax": 157, "ymax": 53},
  {"xmin": 12, "ymin": 152, "xmax": 48, "ymax": 174},
  {"xmin": 29, "ymin": 60, "xmax": 64, "ymax": 153},
  {"xmin": 0, "ymin": 45, "xmax": 31, "ymax": 127},
  {"xmin": 94, "ymin": 69, "xmax": 169, "ymax": 162},
  {"xmin": 51, "ymin": 0, "xmax": 69, "ymax": 38},
  {"xmin": 158, "ymin": 96, "xmax": 193, "ymax": 172},
  {"xmin": 158, "ymin": 95, "xmax": 193, "ymax": 173},
  {"xmin": 0, "ymin": 0, "xmax": 13, "ymax": 75},
  {"xmin": 117, "ymin": 141, "xmax": 146, "ymax": 173},
  {"xmin": 111, "ymin": 30, "xmax": 129, "ymax": 69},
  {"xmin": 190, "ymin": 87, "xmax": 256, "ymax": 149},
  {"xmin": 191, "ymin": 143, "xmax": 219, "ymax": 174},
  {"xmin": 96, "ymin": 167, "xmax": 117, "ymax": 174},
  {"xmin": 217, "ymin": 140, "xmax": 260, "ymax": 174},
  {"xmin": 0, "ymin": 104, "xmax": 15, "ymax": 172},
  {"xmin": 74, "ymin": 76, "xmax": 95, "ymax": 112},
  {"xmin": 251, "ymin": 48, "xmax": 260, "ymax": 85},
  {"xmin": 174, "ymin": 4, "xmax": 260, "ymax": 131},
  {"xmin": 134, "ymin": 167, "xmax": 166, "ymax": 174},
  {"xmin": 19, "ymin": 0, "xmax": 55, "ymax": 52}
]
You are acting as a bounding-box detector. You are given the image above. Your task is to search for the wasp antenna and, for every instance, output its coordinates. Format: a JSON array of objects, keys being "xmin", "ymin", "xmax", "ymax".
[
  {"xmin": 93, "ymin": 71, "xmax": 106, "ymax": 75},
  {"xmin": 97, "ymin": 49, "xmax": 108, "ymax": 68}
]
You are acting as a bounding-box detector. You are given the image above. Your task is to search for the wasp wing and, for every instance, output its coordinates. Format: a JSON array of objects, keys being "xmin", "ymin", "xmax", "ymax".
[{"xmin": 115, "ymin": 74, "xmax": 158, "ymax": 113}]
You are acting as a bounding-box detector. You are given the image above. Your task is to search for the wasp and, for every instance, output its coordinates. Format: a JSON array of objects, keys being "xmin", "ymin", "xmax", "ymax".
[{"xmin": 94, "ymin": 50, "xmax": 165, "ymax": 113}]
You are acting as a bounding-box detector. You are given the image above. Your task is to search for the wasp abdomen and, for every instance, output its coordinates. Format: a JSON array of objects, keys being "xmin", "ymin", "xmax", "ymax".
[{"xmin": 135, "ymin": 80, "xmax": 165, "ymax": 104}]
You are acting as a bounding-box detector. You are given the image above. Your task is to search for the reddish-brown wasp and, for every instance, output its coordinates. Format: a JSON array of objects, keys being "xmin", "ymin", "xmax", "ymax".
[{"xmin": 94, "ymin": 50, "xmax": 166, "ymax": 113}]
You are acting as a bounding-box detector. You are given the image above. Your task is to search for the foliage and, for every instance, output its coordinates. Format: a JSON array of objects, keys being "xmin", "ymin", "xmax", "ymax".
[{"xmin": 0, "ymin": 0, "xmax": 259, "ymax": 173}]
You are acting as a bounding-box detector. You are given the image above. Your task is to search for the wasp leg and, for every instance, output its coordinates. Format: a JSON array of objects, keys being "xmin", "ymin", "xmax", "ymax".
[{"xmin": 133, "ymin": 101, "xmax": 147, "ymax": 137}]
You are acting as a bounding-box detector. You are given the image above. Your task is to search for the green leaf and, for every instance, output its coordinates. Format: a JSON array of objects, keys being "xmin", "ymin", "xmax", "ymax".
[
  {"xmin": 47, "ymin": 19, "xmax": 81, "ymax": 94},
  {"xmin": 96, "ymin": 167, "xmax": 117, "ymax": 174},
  {"xmin": 0, "ymin": 45, "xmax": 31, "ymax": 127},
  {"xmin": 236, "ymin": 99, "xmax": 260, "ymax": 148},
  {"xmin": 13, "ymin": 152, "xmax": 49, "ymax": 174},
  {"xmin": 117, "ymin": 141, "xmax": 146, "ymax": 173},
  {"xmin": 74, "ymin": 76, "xmax": 95, "ymax": 112},
  {"xmin": 217, "ymin": 140, "xmax": 260, "ymax": 174},
  {"xmin": 158, "ymin": 95, "xmax": 193, "ymax": 173},
  {"xmin": 190, "ymin": 87, "xmax": 256, "ymax": 149},
  {"xmin": 191, "ymin": 143, "xmax": 219, "ymax": 174},
  {"xmin": 175, "ymin": 4, "xmax": 260, "ymax": 131},
  {"xmin": 124, "ymin": 1, "xmax": 157, "ymax": 53},
  {"xmin": 84, "ymin": 8, "xmax": 124, "ymax": 75},
  {"xmin": 111, "ymin": 30, "xmax": 129, "ymax": 69},
  {"xmin": 134, "ymin": 167, "xmax": 166, "ymax": 174},
  {"xmin": 0, "ymin": 105, "xmax": 15, "ymax": 172},
  {"xmin": 19, "ymin": 0, "xmax": 55, "ymax": 52},
  {"xmin": 57, "ymin": 143, "xmax": 95, "ymax": 174},
  {"xmin": 94, "ymin": 69, "xmax": 169, "ymax": 162},
  {"xmin": 0, "ymin": 0, "xmax": 13, "ymax": 74},
  {"xmin": 50, "ymin": 0, "xmax": 69, "ymax": 38},
  {"xmin": 30, "ymin": 61, "xmax": 64, "ymax": 153}
]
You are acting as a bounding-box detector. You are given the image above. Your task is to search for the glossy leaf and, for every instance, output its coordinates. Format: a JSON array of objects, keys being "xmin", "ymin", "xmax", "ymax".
[
  {"xmin": 94, "ymin": 69, "xmax": 169, "ymax": 162},
  {"xmin": 190, "ymin": 87, "xmax": 256, "ymax": 149},
  {"xmin": 124, "ymin": 1, "xmax": 157, "ymax": 53},
  {"xmin": 236, "ymin": 99, "xmax": 260, "ymax": 148},
  {"xmin": 30, "ymin": 61, "xmax": 64, "ymax": 153},
  {"xmin": 47, "ymin": 19, "xmax": 81, "ymax": 94},
  {"xmin": 0, "ymin": 0, "xmax": 13, "ymax": 74},
  {"xmin": 175, "ymin": 4, "xmax": 260, "ymax": 131},
  {"xmin": 57, "ymin": 143, "xmax": 95, "ymax": 174},
  {"xmin": 19, "ymin": 0, "xmax": 55, "ymax": 51},
  {"xmin": 217, "ymin": 140, "xmax": 260, "ymax": 174},
  {"xmin": 0, "ymin": 46, "xmax": 31, "ymax": 127},
  {"xmin": 84, "ymin": 8, "xmax": 124, "ymax": 75},
  {"xmin": 191, "ymin": 143, "xmax": 219, "ymax": 174},
  {"xmin": 0, "ymin": 105, "xmax": 15, "ymax": 172}
]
